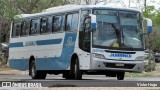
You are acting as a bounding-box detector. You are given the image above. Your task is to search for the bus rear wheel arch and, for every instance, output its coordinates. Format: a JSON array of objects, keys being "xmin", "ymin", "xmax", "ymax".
[{"xmin": 29, "ymin": 57, "xmax": 46, "ymax": 79}]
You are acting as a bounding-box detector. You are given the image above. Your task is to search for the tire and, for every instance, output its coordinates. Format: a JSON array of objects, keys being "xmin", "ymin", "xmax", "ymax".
[
  {"xmin": 30, "ymin": 60, "xmax": 46, "ymax": 79},
  {"xmin": 117, "ymin": 72, "xmax": 125, "ymax": 80},
  {"xmin": 71, "ymin": 58, "xmax": 82, "ymax": 80}
]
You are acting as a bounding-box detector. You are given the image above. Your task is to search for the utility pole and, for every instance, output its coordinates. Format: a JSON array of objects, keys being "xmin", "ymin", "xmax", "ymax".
[
  {"xmin": 144, "ymin": 0, "xmax": 152, "ymax": 72},
  {"xmin": 144, "ymin": 0, "xmax": 147, "ymax": 11},
  {"xmin": 128, "ymin": 0, "xmax": 130, "ymax": 7}
]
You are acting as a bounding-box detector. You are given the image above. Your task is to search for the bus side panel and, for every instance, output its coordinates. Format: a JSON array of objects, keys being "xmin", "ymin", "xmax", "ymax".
[
  {"xmin": 9, "ymin": 59, "xmax": 29, "ymax": 70},
  {"xmin": 9, "ymin": 32, "xmax": 77, "ymax": 70},
  {"xmin": 35, "ymin": 32, "xmax": 77, "ymax": 70}
]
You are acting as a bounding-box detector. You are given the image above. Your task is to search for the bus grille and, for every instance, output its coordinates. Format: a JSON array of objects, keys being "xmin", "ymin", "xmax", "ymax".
[{"xmin": 104, "ymin": 63, "xmax": 135, "ymax": 69}]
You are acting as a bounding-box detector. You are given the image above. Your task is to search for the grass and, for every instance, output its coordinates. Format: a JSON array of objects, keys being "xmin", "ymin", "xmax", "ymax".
[
  {"xmin": 0, "ymin": 67, "xmax": 12, "ymax": 71},
  {"xmin": 126, "ymin": 72, "xmax": 160, "ymax": 77},
  {"xmin": 126, "ymin": 63, "xmax": 160, "ymax": 77}
]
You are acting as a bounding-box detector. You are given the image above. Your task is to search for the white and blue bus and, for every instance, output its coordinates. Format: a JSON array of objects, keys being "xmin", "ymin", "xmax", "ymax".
[{"xmin": 9, "ymin": 5, "xmax": 152, "ymax": 80}]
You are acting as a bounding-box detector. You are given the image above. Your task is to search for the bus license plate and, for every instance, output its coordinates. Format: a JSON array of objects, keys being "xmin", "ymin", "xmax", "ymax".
[{"xmin": 116, "ymin": 63, "xmax": 124, "ymax": 67}]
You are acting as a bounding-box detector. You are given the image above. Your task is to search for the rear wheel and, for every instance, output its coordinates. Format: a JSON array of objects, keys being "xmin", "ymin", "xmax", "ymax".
[
  {"xmin": 117, "ymin": 72, "xmax": 125, "ymax": 80},
  {"xmin": 30, "ymin": 60, "xmax": 46, "ymax": 79}
]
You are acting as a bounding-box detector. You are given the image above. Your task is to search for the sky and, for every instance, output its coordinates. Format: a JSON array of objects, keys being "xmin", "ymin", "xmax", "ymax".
[{"xmin": 96, "ymin": 0, "xmax": 160, "ymax": 11}]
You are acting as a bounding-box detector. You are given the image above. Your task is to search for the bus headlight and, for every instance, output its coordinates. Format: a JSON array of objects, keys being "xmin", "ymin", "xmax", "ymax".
[
  {"xmin": 135, "ymin": 56, "xmax": 147, "ymax": 60},
  {"xmin": 93, "ymin": 54, "xmax": 105, "ymax": 59}
]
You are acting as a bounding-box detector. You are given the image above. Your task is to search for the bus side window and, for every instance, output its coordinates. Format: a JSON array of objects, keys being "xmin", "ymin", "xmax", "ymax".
[
  {"xmin": 30, "ymin": 19, "xmax": 40, "ymax": 35},
  {"xmin": 66, "ymin": 13, "xmax": 79, "ymax": 31},
  {"xmin": 21, "ymin": 19, "xmax": 30, "ymax": 36},
  {"xmin": 48, "ymin": 16, "xmax": 52, "ymax": 33},
  {"xmin": 52, "ymin": 15, "xmax": 64, "ymax": 32},
  {"xmin": 40, "ymin": 17, "xmax": 48, "ymax": 34},
  {"xmin": 66, "ymin": 14, "xmax": 72, "ymax": 31},
  {"xmin": 12, "ymin": 22, "xmax": 21, "ymax": 37},
  {"xmin": 72, "ymin": 13, "xmax": 79, "ymax": 31}
]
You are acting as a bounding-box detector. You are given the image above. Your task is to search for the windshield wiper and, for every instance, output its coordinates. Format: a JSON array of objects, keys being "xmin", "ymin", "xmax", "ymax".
[{"xmin": 111, "ymin": 24, "xmax": 121, "ymax": 47}]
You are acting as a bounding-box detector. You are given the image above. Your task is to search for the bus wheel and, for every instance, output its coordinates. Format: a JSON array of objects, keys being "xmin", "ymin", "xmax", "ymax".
[
  {"xmin": 30, "ymin": 60, "xmax": 46, "ymax": 79},
  {"xmin": 72, "ymin": 58, "xmax": 82, "ymax": 80},
  {"xmin": 117, "ymin": 72, "xmax": 125, "ymax": 80}
]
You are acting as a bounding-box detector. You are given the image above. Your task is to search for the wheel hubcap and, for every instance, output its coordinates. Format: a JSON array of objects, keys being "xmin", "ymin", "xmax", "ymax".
[
  {"xmin": 31, "ymin": 65, "xmax": 35, "ymax": 77},
  {"xmin": 75, "ymin": 64, "xmax": 77, "ymax": 77}
]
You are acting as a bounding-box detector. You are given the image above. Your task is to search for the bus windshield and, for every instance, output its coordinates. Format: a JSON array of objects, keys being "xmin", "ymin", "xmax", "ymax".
[{"xmin": 93, "ymin": 10, "xmax": 143, "ymax": 50}]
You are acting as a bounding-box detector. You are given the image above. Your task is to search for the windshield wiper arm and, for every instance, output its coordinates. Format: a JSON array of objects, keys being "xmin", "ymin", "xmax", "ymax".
[
  {"xmin": 111, "ymin": 24, "xmax": 134, "ymax": 50},
  {"xmin": 111, "ymin": 24, "xmax": 121, "ymax": 47}
]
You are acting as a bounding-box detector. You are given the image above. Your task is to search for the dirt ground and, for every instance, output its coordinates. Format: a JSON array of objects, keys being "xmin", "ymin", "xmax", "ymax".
[{"xmin": 126, "ymin": 63, "xmax": 160, "ymax": 77}]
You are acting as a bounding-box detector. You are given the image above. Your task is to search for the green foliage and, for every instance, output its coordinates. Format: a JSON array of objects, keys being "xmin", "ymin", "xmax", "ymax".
[
  {"xmin": 13, "ymin": 0, "xmax": 67, "ymax": 14},
  {"xmin": 32, "ymin": 0, "xmax": 65, "ymax": 13},
  {"xmin": 0, "ymin": 0, "xmax": 19, "ymax": 20},
  {"xmin": 143, "ymin": 6, "xmax": 155, "ymax": 17},
  {"xmin": 143, "ymin": 6, "xmax": 160, "ymax": 51},
  {"xmin": 0, "ymin": 0, "xmax": 70, "ymax": 43},
  {"xmin": 155, "ymin": 11, "xmax": 160, "ymax": 25}
]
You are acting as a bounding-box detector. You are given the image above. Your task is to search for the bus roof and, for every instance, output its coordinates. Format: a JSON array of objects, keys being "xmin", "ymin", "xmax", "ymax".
[
  {"xmin": 42, "ymin": 5, "xmax": 140, "ymax": 12},
  {"xmin": 17, "ymin": 5, "xmax": 140, "ymax": 18}
]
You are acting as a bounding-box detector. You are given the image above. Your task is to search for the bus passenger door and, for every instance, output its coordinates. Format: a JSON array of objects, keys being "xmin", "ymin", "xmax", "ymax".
[{"xmin": 79, "ymin": 10, "xmax": 91, "ymax": 69}]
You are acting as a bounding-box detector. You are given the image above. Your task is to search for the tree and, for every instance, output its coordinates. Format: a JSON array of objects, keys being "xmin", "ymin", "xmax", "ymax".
[
  {"xmin": 12, "ymin": 0, "xmax": 68, "ymax": 14},
  {"xmin": 0, "ymin": 0, "xmax": 70, "ymax": 43},
  {"xmin": 143, "ymin": 6, "xmax": 160, "ymax": 51},
  {"xmin": 143, "ymin": 5, "xmax": 160, "ymax": 72},
  {"xmin": 0, "ymin": 0, "xmax": 19, "ymax": 42}
]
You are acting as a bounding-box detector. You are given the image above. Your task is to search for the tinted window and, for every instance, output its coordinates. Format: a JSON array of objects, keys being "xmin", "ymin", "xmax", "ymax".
[
  {"xmin": 12, "ymin": 22, "xmax": 21, "ymax": 37},
  {"xmin": 80, "ymin": 11, "xmax": 91, "ymax": 31},
  {"xmin": 40, "ymin": 17, "xmax": 48, "ymax": 34},
  {"xmin": 66, "ymin": 14, "xmax": 72, "ymax": 31},
  {"xmin": 66, "ymin": 13, "xmax": 79, "ymax": 31},
  {"xmin": 79, "ymin": 11, "xmax": 91, "ymax": 52},
  {"xmin": 53, "ymin": 15, "xmax": 64, "ymax": 32},
  {"xmin": 48, "ymin": 17, "xmax": 52, "ymax": 33},
  {"xmin": 30, "ymin": 19, "xmax": 40, "ymax": 35},
  {"xmin": 72, "ymin": 13, "xmax": 79, "ymax": 30},
  {"xmin": 21, "ymin": 19, "xmax": 30, "ymax": 36}
]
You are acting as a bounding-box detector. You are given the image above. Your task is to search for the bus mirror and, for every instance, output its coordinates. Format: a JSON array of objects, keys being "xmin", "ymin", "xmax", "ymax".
[
  {"xmin": 89, "ymin": 14, "xmax": 96, "ymax": 31},
  {"xmin": 144, "ymin": 18, "xmax": 152, "ymax": 33}
]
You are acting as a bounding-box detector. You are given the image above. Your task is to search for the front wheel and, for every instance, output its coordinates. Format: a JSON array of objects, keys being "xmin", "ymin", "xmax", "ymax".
[
  {"xmin": 30, "ymin": 60, "xmax": 46, "ymax": 79},
  {"xmin": 71, "ymin": 58, "xmax": 82, "ymax": 80},
  {"xmin": 117, "ymin": 72, "xmax": 125, "ymax": 80}
]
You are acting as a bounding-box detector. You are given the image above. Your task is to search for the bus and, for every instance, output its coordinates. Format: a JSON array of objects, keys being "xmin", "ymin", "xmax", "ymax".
[{"xmin": 9, "ymin": 5, "xmax": 152, "ymax": 80}]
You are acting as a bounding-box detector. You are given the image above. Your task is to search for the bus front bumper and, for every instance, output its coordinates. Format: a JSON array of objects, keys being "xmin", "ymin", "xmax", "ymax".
[{"xmin": 90, "ymin": 59, "xmax": 144, "ymax": 73}]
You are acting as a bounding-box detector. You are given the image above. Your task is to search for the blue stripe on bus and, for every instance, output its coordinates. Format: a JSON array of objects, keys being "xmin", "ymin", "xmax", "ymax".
[
  {"xmin": 9, "ymin": 38, "xmax": 62, "ymax": 48},
  {"xmin": 36, "ymin": 39, "xmax": 62, "ymax": 45},
  {"xmin": 9, "ymin": 32, "xmax": 77, "ymax": 70},
  {"xmin": 9, "ymin": 42, "xmax": 23, "ymax": 48}
]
